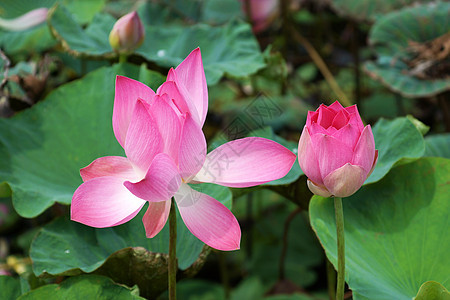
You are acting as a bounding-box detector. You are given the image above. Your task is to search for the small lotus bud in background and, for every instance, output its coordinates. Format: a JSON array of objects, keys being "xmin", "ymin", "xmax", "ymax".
[
  {"xmin": 0, "ymin": 8, "xmax": 48, "ymax": 31},
  {"xmin": 240, "ymin": 0, "xmax": 279, "ymax": 33},
  {"xmin": 298, "ymin": 101, "xmax": 378, "ymax": 198},
  {"xmin": 109, "ymin": 11, "xmax": 145, "ymax": 53}
]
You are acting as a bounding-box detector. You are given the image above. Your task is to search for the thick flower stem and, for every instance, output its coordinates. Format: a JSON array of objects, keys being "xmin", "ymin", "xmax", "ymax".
[
  {"xmin": 119, "ymin": 53, "xmax": 128, "ymax": 63},
  {"xmin": 334, "ymin": 197, "xmax": 345, "ymax": 300},
  {"xmin": 168, "ymin": 198, "xmax": 177, "ymax": 300}
]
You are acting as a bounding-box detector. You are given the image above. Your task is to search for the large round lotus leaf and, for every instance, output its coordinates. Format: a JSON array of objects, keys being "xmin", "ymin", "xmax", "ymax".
[
  {"xmin": 330, "ymin": 0, "xmax": 431, "ymax": 22},
  {"xmin": 309, "ymin": 157, "xmax": 450, "ymax": 300},
  {"xmin": 365, "ymin": 2, "xmax": 450, "ymax": 97},
  {"xmin": 48, "ymin": 4, "xmax": 265, "ymax": 85},
  {"xmin": 18, "ymin": 275, "xmax": 144, "ymax": 299},
  {"xmin": 0, "ymin": 64, "xmax": 165, "ymax": 218}
]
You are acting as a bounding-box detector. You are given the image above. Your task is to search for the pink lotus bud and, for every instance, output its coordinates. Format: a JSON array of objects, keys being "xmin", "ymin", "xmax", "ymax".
[
  {"xmin": 109, "ymin": 11, "xmax": 145, "ymax": 53},
  {"xmin": 298, "ymin": 101, "xmax": 378, "ymax": 198},
  {"xmin": 241, "ymin": 0, "xmax": 279, "ymax": 33}
]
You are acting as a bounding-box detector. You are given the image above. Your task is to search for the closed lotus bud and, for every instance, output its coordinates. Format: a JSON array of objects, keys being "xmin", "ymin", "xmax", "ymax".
[
  {"xmin": 109, "ymin": 11, "xmax": 144, "ymax": 53},
  {"xmin": 241, "ymin": 0, "xmax": 279, "ymax": 33},
  {"xmin": 298, "ymin": 101, "xmax": 378, "ymax": 198}
]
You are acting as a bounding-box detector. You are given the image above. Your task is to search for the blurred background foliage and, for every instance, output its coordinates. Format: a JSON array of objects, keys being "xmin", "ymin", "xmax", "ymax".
[{"xmin": 0, "ymin": 0, "xmax": 449, "ymax": 299}]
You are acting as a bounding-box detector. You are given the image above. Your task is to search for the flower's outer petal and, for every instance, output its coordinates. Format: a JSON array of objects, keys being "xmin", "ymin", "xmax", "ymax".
[
  {"xmin": 170, "ymin": 48, "xmax": 208, "ymax": 126},
  {"xmin": 175, "ymin": 183, "xmax": 240, "ymax": 251},
  {"xmin": 323, "ymin": 163, "xmax": 366, "ymax": 197},
  {"xmin": 313, "ymin": 134, "xmax": 353, "ymax": 179},
  {"xmin": 317, "ymin": 104, "xmax": 335, "ymax": 129},
  {"xmin": 307, "ymin": 179, "xmax": 332, "ymax": 197},
  {"xmin": 352, "ymin": 125, "xmax": 376, "ymax": 174},
  {"xmin": 80, "ymin": 156, "xmax": 139, "ymax": 182},
  {"xmin": 179, "ymin": 113, "xmax": 207, "ymax": 180},
  {"xmin": 157, "ymin": 79, "xmax": 199, "ymax": 122},
  {"xmin": 331, "ymin": 123, "xmax": 360, "ymax": 150},
  {"xmin": 298, "ymin": 126, "xmax": 323, "ymax": 185},
  {"xmin": 142, "ymin": 201, "xmax": 171, "ymax": 238},
  {"xmin": 71, "ymin": 176, "xmax": 145, "ymax": 227},
  {"xmin": 193, "ymin": 137, "xmax": 296, "ymax": 188},
  {"xmin": 151, "ymin": 95, "xmax": 183, "ymax": 162},
  {"xmin": 331, "ymin": 109, "xmax": 349, "ymax": 130},
  {"xmin": 308, "ymin": 122, "xmax": 328, "ymax": 136},
  {"xmin": 124, "ymin": 153, "xmax": 181, "ymax": 202},
  {"xmin": 328, "ymin": 101, "xmax": 344, "ymax": 113},
  {"xmin": 113, "ymin": 76, "xmax": 155, "ymax": 147},
  {"xmin": 367, "ymin": 149, "xmax": 379, "ymax": 178},
  {"xmin": 346, "ymin": 105, "xmax": 365, "ymax": 132},
  {"xmin": 125, "ymin": 100, "xmax": 163, "ymax": 176}
]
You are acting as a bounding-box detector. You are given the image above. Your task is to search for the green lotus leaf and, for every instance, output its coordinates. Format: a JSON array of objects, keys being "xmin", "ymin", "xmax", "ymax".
[
  {"xmin": 310, "ymin": 157, "xmax": 450, "ymax": 300},
  {"xmin": 18, "ymin": 275, "xmax": 144, "ymax": 300},
  {"xmin": 365, "ymin": 2, "xmax": 450, "ymax": 97}
]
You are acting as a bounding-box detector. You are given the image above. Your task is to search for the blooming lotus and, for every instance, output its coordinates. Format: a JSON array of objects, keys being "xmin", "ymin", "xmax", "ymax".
[
  {"xmin": 71, "ymin": 48, "xmax": 296, "ymax": 251},
  {"xmin": 298, "ymin": 101, "xmax": 378, "ymax": 198}
]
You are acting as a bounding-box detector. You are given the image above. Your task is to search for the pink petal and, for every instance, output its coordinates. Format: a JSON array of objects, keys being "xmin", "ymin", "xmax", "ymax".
[
  {"xmin": 0, "ymin": 8, "xmax": 48, "ymax": 31},
  {"xmin": 150, "ymin": 94, "xmax": 183, "ymax": 162},
  {"xmin": 179, "ymin": 113, "xmax": 207, "ymax": 180},
  {"xmin": 323, "ymin": 163, "xmax": 366, "ymax": 197},
  {"xmin": 352, "ymin": 125, "xmax": 376, "ymax": 174},
  {"xmin": 308, "ymin": 121, "xmax": 329, "ymax": 136},
  {"xmin": 113, "ymin": 76, "xmax": 155, "ymax": 147},
  {"xmin": 71, "ymin": 176, "xmax": 145, "ymax": 228},
  {"xmin": 124, "ymin": 153, "xmax": 181, "ymax": 202},
  {"xmin": 367, "ymin": 149, "xmax": 379, "ymax": 178},
  {"xmin": 124, "ymin": 100, "xmax": 163, "ymax": 176},
  {"xmin": 298, "ymin": 126, "xmax": 323, "ymax": 185},
  {"xmin": 331, "ymin": 109, "xmax": 349, "ymax": 130},
  {"xmin": 174, "ymin": 183, "xmax": 240, "ymax": 251},
  {"xmin": 306, "ymin": 110, "xmax": 318, "ymax": 127},
  {"xmin": 142, "ymin": 200, "xmax": 171, "ymax": 238},
  {"xmin": 345, "ymin": 105, "xmax": 365, "ymax": 132},
  {"xmin": 193, "ymin": 137, "xmax": 296, "ymax": 188},
  {"xmin": 170, "ymin": 48, "xmax": 208, "ymax": 126},
  {"xmin": 80, "ymin": 156, "xmax": 139, "ymax": 182},
  {"xmin": 317, "ymin": 105, "xmax": 335, "ymax": 129},
  {"xmin": 328, "ymin": 101, "xmax": 344, "ymax": 113},
  {"xmin": 312, "ymin": 134, "xmax": 353, "ymax": 179},
  {"xmin": 331, "ymin": 123, "xmax": 360, "ymax": 150},
  {"xmin": 307, "ymin": 179, "xmax": 332, "ymax": 198},
  {"xmin": 156, "ymin": 79, "xmax": 199, "ymax": 123}
]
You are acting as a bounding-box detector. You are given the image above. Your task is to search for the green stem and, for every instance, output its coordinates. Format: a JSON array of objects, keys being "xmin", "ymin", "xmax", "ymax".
[
  {"xmin": 334, "ymin": 197, "xmax": 345, "ymax": 300},
  {"xmin": 118, "ymin": 53, "xmax": 128, "ymax": 63},
  {"xmin": 169, "ymin": 198, "xmax": 177, "ymax": 300}
]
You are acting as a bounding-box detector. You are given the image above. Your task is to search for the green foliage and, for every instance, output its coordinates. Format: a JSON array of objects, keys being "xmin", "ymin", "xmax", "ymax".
[
  {"xmin": 424, "ymin": 134, "xmax": 450, "ymax": 159},
  {"xmin": 365, "ymin": 2, "xmax": 450, "ymax": 97},
  {"xmin": 414, "ymin": 281, "xmax": 450, "ymax": 300},
  {"xmin": 367, "ymin": 116, "xmax": 425, "ymax": 184},
  {"xmin": 48, "ymin": 4, "xmax": 265, "ymax": 84},
  {"xmin": 0, "ymin": 275, "xmax": 22, "ymax": 300},
  {"xmin": 18, "ymin": 275, "xmax": 144, "ymax": 299},
  {"xmin": 310, "ymin": 157, "xmax": 450, "ymax": 300}
]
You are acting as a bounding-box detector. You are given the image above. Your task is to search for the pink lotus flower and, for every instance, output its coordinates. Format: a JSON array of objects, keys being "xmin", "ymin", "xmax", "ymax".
[
  {"xmin": 0, "ymin": 8, "xmax": 48, "ymax": 31},
  {"xmin": 71, "ymin": 48, "xmax": 296, "ymax": 251},
  {"xmin": 109, "ymin": 11, "xmax": 145, "ymax": 53},
  {"xmin": 298, "ymin": 101, "xmax": 378, "ymax": 198}
]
